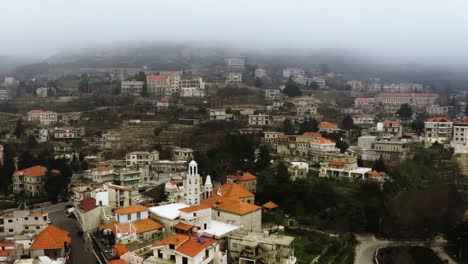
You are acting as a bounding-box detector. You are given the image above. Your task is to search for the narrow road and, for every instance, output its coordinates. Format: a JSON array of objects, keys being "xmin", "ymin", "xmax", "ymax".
[
  {"xmin": 35, "ymin": 202, "xmax": 97, "ymax": 264},
  {"xmin": 354, "ymin": 234, "xmax": 456, "ymax": 264}
]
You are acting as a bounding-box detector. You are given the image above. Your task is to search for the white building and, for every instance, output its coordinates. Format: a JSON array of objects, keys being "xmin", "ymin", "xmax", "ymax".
[
  {"xmin": 265, "ymin": 89, "xmax": 281, "ymax": 101},
  {"xmin": 180, "ymin": 76, "xmax": 205, "ymax": 98},
  {"xmin": 248, "ymin": 114, "xmax": 270, "ymax": 126},
  {"xmin": 283, "ymin": 68, "xmax": 305, "ymax": 79},
  {"xmin": 452, "ymin": 122, "xmax": 468, "ymax": 154},
  {"xmin": 353, "ymin": 115, "xmax": 375, "ymax": 126},
  {"xmin": 53, "ymin": 127, "xmax": 85, "ymax": 139},
  {"xmin": 209, "ymin": 109, "xmax": 233, "ymax": 121},
  {"xmin": 254, "ymin": 68, "xmax": 267, "ymax": 78},
  {"xmin": 0, "ymin": 211, "xmax": 49, "ymax": 236},
  {"xmin": 186, "ymin": 161, "xmax": 201, "ymax": 206},
  {"xmin": 226, "ymin": 72, "xmax": 242, "ymax": 83},
  {"xmin": 172, "ymin": 147, "xmax": 194, "ymax": 161},
  {"xmin": 36, "ymin": 87, "xmax": 49, "ymax": 98},
  {"xmin": 125, "ymin": 150, "xmax": 159, "ymax": 167},
  {"xmin": 426, "ymin": 105, "xmax": 451, "ymax": 116},
  {"xmin": 424, "ymin": 117, "xmax": 453, "ymax": 144},
  {"xmin": 121, "ymin": 81, "xmax": 144, "ymax": 96},
  {"xmin": 225, "ymin": 58, "xmax": 245, "ymax": 70},
  {"xmin": 288, "ymin": 162, "xmax": 309, "ymax": 181},
  {"xmin": 27, "ymin": 110, "xmax": 58, "ymax": 125}
]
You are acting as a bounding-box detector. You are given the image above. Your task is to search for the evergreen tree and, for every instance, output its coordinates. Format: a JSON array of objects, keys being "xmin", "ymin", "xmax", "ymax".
[
  {"xmin": 396, "ymin": 103, "xmax": 413, "ymax": 118},
  {"xmin": 283, "ymin": 78, "xmax": 302, "ymax": 97},
  {"xmin": 255, "ymin": 145, "xmax": 271, "ymax": 172},
  {"xmin": 254, "ymin": 77, "xmax": 263, "ymax": 88},
  {"xmin": 342, "ymin": 114, "xmax": 354, "ymax": 130},
  {"xmin": 372, "ymin": 155, "xmax": 386, "ymax": 172},
  {"xmin": 0, "ymin": 145, "xmax": 15, "ymax": 195},
  {"xmin": 281, "ymin": 118, "xmax": 295, "ymax": 135},
  {"xmin": 13, "ymin": 118, "xmax": 24, "ymax": 138}
]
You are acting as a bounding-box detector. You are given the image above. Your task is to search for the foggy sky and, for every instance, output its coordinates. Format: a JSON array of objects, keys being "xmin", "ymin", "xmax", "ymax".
[{"xmin": 2, "ymin": 0, "xmax": 468, "ymax": 65}]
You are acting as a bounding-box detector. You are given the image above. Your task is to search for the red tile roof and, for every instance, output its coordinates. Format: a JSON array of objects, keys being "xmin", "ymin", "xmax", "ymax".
[
  {"xmin": 262, "ymin": 201, "xmax": 279, "ymax": 209},
  {"xmin": 179, "ymin": 204, "xmax": 211, "ymax": 213},
  {"xmin": 302, "ymin": 132, "xmax": 321, "ymax": 137},
  {"xmin": 14, "ymin": 165, "xmax": 50, "ymax": 177},
  {"xmin": 112, "ymin": 244, "xmax": 129, "ymax": 256},
  {"xmin": 147, "ymin": 75, "xmax": 169, "ymax": 80},
  {"xmin": 214, "ymin": 182, "xmax": 254, "ymax": 199},
  {"xmin": 329, "ymin": 161, "xmax": 345, "ymax": 167},
  {"xmin": 173, "ymin": 222, "xmax": 195, "ymax": 231},
  {"xmin": 318, "ymin": 121, "xmax": 339, "ymax": 130},
  {"xmin": 202, "ymin": 197, "xmax": 261, "ymax": 215},
  {"xmin": 313, "ymin": 137, "xmax": 334, "ymax": 144},
  {"xmin": 426, "ymin": 117, "xmax": 451, "ymax": 122},
  {"xmin": 114, "ymin": 205, "xmax": 148, "ymax": 215},
  {"xmin": 30, "ymin": 225, "xmax": 71, "ymax": 250},
  {"xmin": 175, "ymin": 235, "xmax": 214, "ymax": 258},
  {"xmin": 227, "ymin": 171, "xmax": 257, "ymax": 181},
  {"xmin": 154, "ymin": 234, "xmax": 189, "ymax": 247},
  {"xmin": 80, "ymin": 197, "xmax": 98, "ymax": 212}
]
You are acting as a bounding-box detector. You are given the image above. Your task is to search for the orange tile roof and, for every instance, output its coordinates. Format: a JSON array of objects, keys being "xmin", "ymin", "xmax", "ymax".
[
  {"xmin": 329, "ymin": 161, "xmax": 345, "ymax": 167},
  {"xmin": 108, "ymin": 260, "xmax": 127, "ymax": 264},
  {"xmin": 147, "ymin": 75, "xmax": 169, "ymax": 81},
  {"xmin": 154, "ymin": 234, "xmax": 189, "ymax": 247},
  {"xmin": 227, "ymin": 171, "xmax": 257, "ymax": 181},
  {"xmin": 114, "ymin": 205, "xmax": 148, "ymax": 215},
  {"xmin": 131, "ymin": 218, "xmax": 163, "ymax": 233},
  {"xmin": 175, "ymin": 236, "xmax": 214, "ymax": 258},
  {"xmin": 112, "ymin": 244, "xmax": 129, "ymax": 256},
  {"xmin": 101, "ymin": 219, "xmax": 163, "ymax": 236},
  {"xmin": 0, "ymin": 242, "xmax": 14, "ymax": 248},
  {"xmin": 80, "ymin": 197, "xmax": 98, "ymax": 212},
  {"xmin": 30, "ymin": 225, "xmax": 71, "ymax": 250},
  {"xmin": 214, "ymin": 182, "xmax": 254, "ymax": 199},
  {"xmin": 14, "ymin": 165, "xmax": 48, "ymax": 177},
  {"xmin": 202, "ymin": 197, "xmax": 261, "ymax": 215},
  {"xmin": 302, "ymin": 132, "xmax": 321, "ymax": 137},
  {"xmin": 318, "ymin": 121, "xmax": 339, "ymax": 130},
  {"xmin": 0, "ymin": 250, "xmax": 14, "ymax": 257},
  {"xmin": 383, "ymin": 120, "xmax": 400, "ymax": 127},
  {"xmin": 426, "ymin": 117, "xmax": 451, "ymax": 122},
  {"xmin": 369, "ymin": 170, "xmax": 384, "ymax": 177},
  {"xmin": 169, "ymin": 179, "xmax": 182, "ymax": 185},
  {"xmin": 262, "ymin": 201, "xmax": 279, "ymax": 209},
  {"xmin": 173, "ymin": 222, "xmax": 195, "ymax": 231},
  {"xmin": 179, "ymin": 204, "xmax": 211, "ymax": 213},
  {"xmin": 313, "ymin": 137, "xmax": 334, "ymax": 144}
]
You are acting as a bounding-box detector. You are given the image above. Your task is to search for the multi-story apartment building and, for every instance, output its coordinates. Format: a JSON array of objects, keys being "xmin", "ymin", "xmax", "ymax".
[
  {"xmin": 172, "ymin": 147, "xmax": 194, "ymax": 161},
  {"xmin": 53, "ymin": 127, "xmax": 85, "ymax": 140},
  {"xmin": 147, "ymin": 74, "xmax": 181, "ymax": 98},
  {"xmin": 179, "ymin": 76, "xmax": 205, "ymax": 98},
  {"xmin": 225, "ymin": 58, "xmax": 245, "ymax": 70},
  {"xmin": 27, "ymin": 110, "xmax": 58, "ymax": 125},
  {"xmin": 382, "ymin": 83, "xmax": 423, "ymax": 93},
  {"xmin": 209, "ymin": 109, "xmax": 233, "ymax": 121},
  {"xmin": 125, "ymin": 151, "xmax": 159, "ymax": 167},
  {"xmin": 0, "ymin": 211, "xmax": 49, "ymax": 236},
  {"xmin": 354, "ymin": 98, "xmax": 375, "ymax": 109},
  {"xmin": 226, "ymin": 72, "xmax": 242, "ymax": 83},
  {"xmin": 282, "ymin": 68, "xmax": 305, "ymax": 79},
  {"xmin": 374, "ymin": 93, "xmax": 439, "ymax": 112},
  {"xmin": 13, "ymin": 165, "xmax": 60, "ymax": 197},
  {"xmin": 426, "ymin": 105, "xmax": 451, "ymax": 116},
  {"xmin": 309, "ymin": 137, "xmax": 341, "ymax": 163},
  {"xmin": 265, "ymin": 89, "xmax": 281, "ymax": 101},
  {"xmin": 254, "ymin": 68, "xmax": 267, "ymax": 78},
  {"xmin": 248, "ymin": 114, "xmax": 270, "ymax": 126},
  {"xmin": 121, "ymin": 81, "xmax": 144, "ymax": 96},
  {"xmin": 228, "ymin": 231, "xmax": 297, "ymax": 264},
  {"xmin": 319, "ymin": 155, "xmax": 374, "ymax": 180},
  {"xmin": 452, "ymin": 122, "xmax": 468, "ymax": 154},
  {"xmin": 353, "ymin": 115, "xmax": 375, "ymax": 126},
  {"xmin": 424, "ymin": 117, "xmax": 453, "ymax": 144}
]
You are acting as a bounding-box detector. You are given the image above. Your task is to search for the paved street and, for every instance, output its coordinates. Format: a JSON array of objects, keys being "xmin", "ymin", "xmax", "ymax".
[{"xmin": 36, "ymin": 202, "xmax": 97, "ymax": 264}]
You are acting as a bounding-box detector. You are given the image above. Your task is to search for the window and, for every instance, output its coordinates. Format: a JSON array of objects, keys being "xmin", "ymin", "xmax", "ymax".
[
  {"xmin": 182, "ymin": 257, "xmax": 188, "ymax": 264},
  {"xmin": 137, "ymin": 212, "xmax": 141, "ymax": 219},
  {"xmin": 127, "ymin": 215, "xmax": 131, "ymax": 221}
]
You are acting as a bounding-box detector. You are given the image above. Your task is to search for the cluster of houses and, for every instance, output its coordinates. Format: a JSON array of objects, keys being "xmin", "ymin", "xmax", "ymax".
[{"xmin": 71, "ymin": 160, "xmax": 296, "ymax": 264}]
